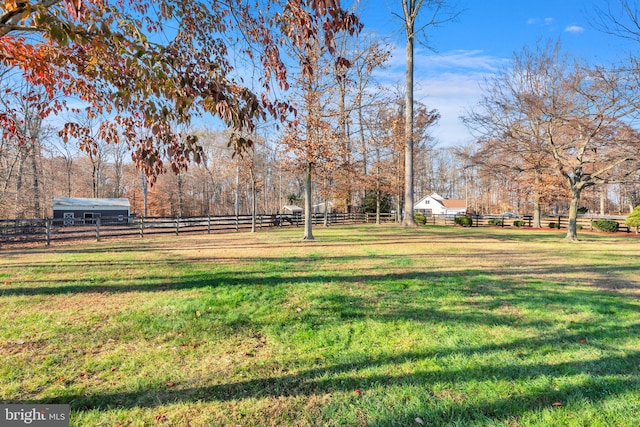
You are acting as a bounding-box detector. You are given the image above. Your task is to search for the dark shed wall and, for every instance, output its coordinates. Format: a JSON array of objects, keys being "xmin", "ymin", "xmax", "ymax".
[{"xmin": 52, "ymin": 209, "xmax": 129, "ymax": 219}]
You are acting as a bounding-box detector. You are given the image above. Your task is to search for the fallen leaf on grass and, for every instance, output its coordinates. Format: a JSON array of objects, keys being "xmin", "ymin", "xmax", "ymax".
[
  {"xmin": 552, "ymin": 402, "xmax": 562, "ymax": 406},
  {"xmin": 415, "ymin": 417, "xmax": 424, "ymax": 425},
  {"xmin": 166, "ymin": 381, "xmax": 175, "ymax": 387}
]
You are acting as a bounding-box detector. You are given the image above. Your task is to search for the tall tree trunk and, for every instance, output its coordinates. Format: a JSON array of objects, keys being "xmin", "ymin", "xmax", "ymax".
[
  {"xmin": 303, "ymin": 162, "xmax": 314, "ymax": 240},
  {"xmin": 358, "ymin": 96, "xmax": 367, "ymax": 177},
  {"xmin": 234, "ymin": 165, "xmax": 240, "ymax": 218},
  {"xmin": 402, "ymin": 23, "xmax": 416, "ymax": 227},
  {"xmin": 30, "ymin": 142, "xmax": 40, "ymax": 218},
  {"xmin": 66, "ymin": 159, "xmax": 72, "ymax": 197},
  {"xmin": 376, "ymin": 144, "xmax": 381, "ymax": 225},
  {"xmin": 533, "ymin": 171, "xmax": 542, "ymax": 228},
  {"xmin": 323, "ymin": 175, "xmax": 329, "ymax": 227},
  {"xmin": 92, "ymin": 163, "xmax": 98, "ymax": 198},
  {"xmin": 15, "ymin": 151, "xmax": 26, "ymax": 218},
  {"xmin": 250, "ymin": 166, "xmax": 257, "ymax": 233},
  {"xmin": 566, "ymin": 184, "xmax": 582, "ymax": 241},
  {"xmin": 141, "ymin": 171, "xmax": 148, "ymax": 217},
  {"xmin": 177, "ymin": 172, "xmax": 183, "ymax": 217}
]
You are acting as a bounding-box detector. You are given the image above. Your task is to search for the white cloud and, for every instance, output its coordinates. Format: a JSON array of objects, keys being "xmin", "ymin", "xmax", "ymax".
[
  {"xmin": 527, "ymin": 17, "xmax": 554, "ymax": 27},
  {"xmin": 564, "ymin": 25, "xmax": 585, "ymax": 33}
]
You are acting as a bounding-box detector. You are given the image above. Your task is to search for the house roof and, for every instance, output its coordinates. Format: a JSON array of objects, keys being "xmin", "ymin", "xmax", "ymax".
[
  {"xmin": 414, "ymin": 192, "xmax": 466, "ymax": 210},
  {"xmin": 53, "ymin": 198, "xmax": 130, "ymax": 210},
  {"xmin": 442, "ymin": 199, "xmax": 467, "ymax": 209},
  {"xmin": 283, "ymin": 205, "xmax": 303, "ymax": 213}
]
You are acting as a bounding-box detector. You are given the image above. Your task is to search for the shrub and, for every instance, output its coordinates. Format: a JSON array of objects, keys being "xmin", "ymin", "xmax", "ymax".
[
  {"xmin": 548, "ymin": 222, "xmax": 558, "ymax": 229},
  {"xmin": 577, "ymin": 207, "xmax": 589, "ymax": 214},
  {"xmin": 513, "ymin": 220, "xmax": 526, "ymax": 227},
  {"xmin": 488, "ymin": 218, "xmax": 504, "ymax": 226},
  {"xmin": 454, "ymin": 216, "xmax": 472, "ymax": 227},
  {"xmin": 414, "ymin": 212, "xmax": 427, "ymax": 225},
  {"xmin": 625, "ymin": 205, "xmax": 640, "ymax": 233},
  {"xmin": 591, "ymin": 219, "xmax": 619, "ymax": 233}
]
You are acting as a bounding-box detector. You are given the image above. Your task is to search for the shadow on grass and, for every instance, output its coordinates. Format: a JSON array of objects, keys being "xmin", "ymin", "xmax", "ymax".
[
  {"xmin": 15, "ymin": 333, "xmax": 640, "ymax": 424},
  {"xmin": 2, "ymin": 227, "xmax": 640, "ymax": 423},
  {"xmin": 2, "ymin": 247, "xmax": 640, "ymax": 296}
]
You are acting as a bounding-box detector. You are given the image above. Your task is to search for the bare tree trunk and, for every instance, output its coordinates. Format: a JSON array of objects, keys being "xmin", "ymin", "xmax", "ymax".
[
  {"xmin": 92, "ymin": 163, "xmax": 98, "ymax": 198},
  {"xmin": 177, "ymin": 172, "xmax": 183, "ymax": 217},
  {"xmin": 250, "ymin": 166, "xmax": 257, "ymax": 233},
  {"xmin": 234, "ymin": 165, "xmax": 240, "ymax": 219},
  {"xmin": 323, "ymin": 175, "xmax": 329, "ymax": 228},
  {"xmin": 533, "ymin": 171, "xmax": 542, "ymax": 228},
  {"xmin": 30, "ymin": 142, "xmax": 41, "ymax": 218},
  {"xmin": 15, "ymin": 150, "xmax": 26, "ymax": 218},
  {"xmin": 141, "ymin": 171, "xmax": 148, "ymax": 217},
  {"xmin": 402, "ymin": 26, "xmax": 417, "ymax": 227},
  {"xmin": 303, "ymin": 162, "xmax": 314, "ymax": 240},
  {"xmin": 66, "ymin": 162, "xmax": 72, "ymax": 197},
  {"xmin": 376, "ymin": 144, "xmax": 381, "ymax": 225},
  {"xmin": 566, "ymin": 185, "xmax": 581, "ymax": 241}
]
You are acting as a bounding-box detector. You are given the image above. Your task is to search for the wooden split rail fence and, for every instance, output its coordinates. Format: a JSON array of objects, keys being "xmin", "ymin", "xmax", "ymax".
[
  {"xmin": 0, "ymin": 213, "xmax": 393, "ymax": 247},
  {"xmin": 425, "ymin": 214, "xmax": 633, "ymax": 233},
  {"xmin": 0, "ymin": 213, "xmax": 633, "ymax": 247}
]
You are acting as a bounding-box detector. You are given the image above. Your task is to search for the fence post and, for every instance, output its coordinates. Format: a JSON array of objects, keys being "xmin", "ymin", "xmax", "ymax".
[
  {"xmin": 558, "ymin": 216, "xmax": 562, "ymax": 229},
  {"xmin": 175, "ymin": 217, "xmax": 180, "ymax": 235},
  {"xmin": 139, "ymin": 217, "xmax": 145, "ymax": 238},
  {"xmin": 235, "ymin": 214, "xmax": 239, "ymax": 232},
  {"xmin": 207, "ymin": 215, "xmax": 211, "ymax": 234},
  {"xmin": 46, "ymin": 219, "xmax": 51, "ymax": 246},
  {"xmin": 95, "ymin": 217, "xmax": 101, "ymax": 241}
]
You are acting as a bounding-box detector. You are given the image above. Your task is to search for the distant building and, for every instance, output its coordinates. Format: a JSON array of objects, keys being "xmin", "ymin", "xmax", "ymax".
[
  {"xmin": 312, "ymin": 201, "xmax": 334, "ymax": 214},
  {"xmin": 52, "ymin": 198, "xmax": 130, "ymax": 225},
  {"xmin": 414, "ymin": 193, "xmax": 466, "ymax": 216},
  {"xmin": 282, "ymin": 205, "xmax": 303, "ymax": 215}
]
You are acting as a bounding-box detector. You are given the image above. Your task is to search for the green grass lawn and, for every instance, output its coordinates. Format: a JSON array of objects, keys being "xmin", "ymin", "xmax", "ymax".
[{"xmin": 0, "ymin": 225, "xmax": 639, "ymax": 426}]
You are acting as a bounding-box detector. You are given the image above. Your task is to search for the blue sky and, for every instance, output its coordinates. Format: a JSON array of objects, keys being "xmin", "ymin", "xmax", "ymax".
[{"xmin": 353, "ymin": 0, "xmax": 638, "ymax": 147}]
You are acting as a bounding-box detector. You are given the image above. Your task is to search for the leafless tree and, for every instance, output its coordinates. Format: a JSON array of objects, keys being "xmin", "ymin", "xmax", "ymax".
[
  {"xmin": 393, "ymin": 0, "xmax": 460, "ymax": 226},
  {"xmin": 465, "ymin": 41, "xmax": 640, "ymax": 240}
]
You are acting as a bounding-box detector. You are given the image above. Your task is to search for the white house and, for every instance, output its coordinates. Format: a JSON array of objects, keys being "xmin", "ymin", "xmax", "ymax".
[
  {"xmin": 312, "ymin": 201, "xmax": 334, "ymax": 214},
  {"xmin": 414, "ymin": 193, "xmax": 466, "ymax": 216}
]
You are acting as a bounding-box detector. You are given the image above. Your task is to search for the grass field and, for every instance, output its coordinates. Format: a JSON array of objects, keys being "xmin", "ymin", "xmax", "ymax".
[{"xmin": 0, "ymin": 225, "xmax": 639, "ymax": 426}]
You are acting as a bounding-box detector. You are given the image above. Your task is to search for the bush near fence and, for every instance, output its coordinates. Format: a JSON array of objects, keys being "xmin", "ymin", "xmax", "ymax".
[{"xmin": 417, "ymin": 213, "xmax": 631, "ymax": 232}]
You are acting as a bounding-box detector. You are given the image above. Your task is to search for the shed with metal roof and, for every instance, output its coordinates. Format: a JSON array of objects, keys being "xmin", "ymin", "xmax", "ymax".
[{"xmin": 52, "ymin": 198, "xmax": 130, "ymax": 224}]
